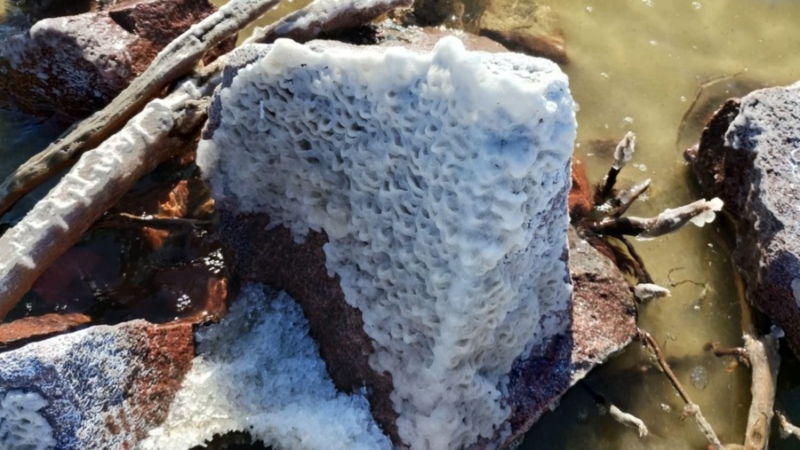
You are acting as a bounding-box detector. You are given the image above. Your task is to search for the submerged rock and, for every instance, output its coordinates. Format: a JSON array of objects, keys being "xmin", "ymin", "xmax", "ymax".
[
  {"xmin": 479, "ymin": 0, "xmax": 567, "ymax": 64},
  {"xmin": 685, "ymin": 83, "xmax": 800, "ymax": 353},
  {"xmin": 0, "ymin": 0, "xmax": 230, "ymax": 121},
  {"xmin": 0, "ymin": 320, "xmax": 194, "ymax": 449}
]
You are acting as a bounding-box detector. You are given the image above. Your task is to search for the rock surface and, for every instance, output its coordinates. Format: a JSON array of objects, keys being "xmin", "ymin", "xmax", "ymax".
[
  {"xmin": 0, "ymin": 320, "xmax": 194, "ymax": 449},
  {"xmin": 685, "ymin": 84, "xmax": 800, "ymax": 353},
  {"xmin": 0, "ymin": 313, "xmax": 91, "ymax": 351},
  {"xmin": 0, "ymin": 0, "xmax": 230, "ymax": 120}
]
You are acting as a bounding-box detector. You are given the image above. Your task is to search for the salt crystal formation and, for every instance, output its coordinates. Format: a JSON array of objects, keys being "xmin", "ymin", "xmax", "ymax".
[
  {"xmin": 141, "ymin": 284, "xmax": 391, "ymax": 450},
  {"xmin": 199, "ymin": 37, "xmax": 576, "ymax": 449}
]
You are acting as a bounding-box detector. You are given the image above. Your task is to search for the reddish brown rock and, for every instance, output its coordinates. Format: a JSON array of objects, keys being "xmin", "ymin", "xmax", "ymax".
[
  {"xmin": 569, "ymin": 158, "xmax": 594, "ymax": 221},
  {"xmin": 219, "ymin": 210, "xmax": 637, "ymax": 449},
  {"xmin": 0, "ymin": 320, "xmax": 194, "ymax": 448},
  {"xmin": 0, "ymin": 312, "xmax": 91, "ymax": 350},
  {"xmin": 0, "ymin": 0, "xmax": 231, "ymax": 121},
  {"xmin": 685, "ymin": 85, "xmax": 800, "ymax": 354}
]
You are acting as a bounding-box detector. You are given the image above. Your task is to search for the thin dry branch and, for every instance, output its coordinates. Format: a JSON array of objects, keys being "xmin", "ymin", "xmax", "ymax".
[
  {"xmin": 0, "ymin": 0, "xmax": 281, "ymax": 219},
  {"xmin": 588, "ymin": 197, "xmax": 724, "ymax": 238},
  {"xmin": 582, "ymin": 383, "xmax": 649, "ymax": 438},
  {"xmin": 638, "ymin": 329, "xmax": 723, "ymax": 449},
  {"xmin": 610, "ymin": 178, "xmax": 650, "ymax": 218},
  {"xmin": 599, "ymin": 131, "xmax": 635, "ymax": 201},
  {"xmin": 708, "ymin": 342, "xmax": 751, "ymax": 369}
]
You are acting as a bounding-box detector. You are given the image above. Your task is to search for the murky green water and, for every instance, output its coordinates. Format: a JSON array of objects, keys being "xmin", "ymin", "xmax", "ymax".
[
  {"xmin": 524, "ymin": 1, "xmax": 800, "ymax": 449},
  {"xmin": 2, "ymin": 0, "xmax": 800, "ymax": 448}
]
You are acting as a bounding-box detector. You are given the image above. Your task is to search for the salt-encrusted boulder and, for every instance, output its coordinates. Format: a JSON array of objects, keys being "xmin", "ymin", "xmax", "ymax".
[
  {"xmin": 685, "ymin": 83, "xmax": 800, "ymax": 353},
  {"xmin": 200, "ymin": 37, "xmax": 576, "ymax": 449},
  {"xmin": 0, "ymin": 0, "xmax": 230, "ymax": 120},
  {"xmin": 0, "ymin": 320, "xmax": 193, "ymax": 449}
]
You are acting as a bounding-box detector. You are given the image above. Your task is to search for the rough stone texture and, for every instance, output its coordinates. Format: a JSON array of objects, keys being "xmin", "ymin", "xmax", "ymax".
[
  {"xmin": 200, "ymin": 32, "xmax": 635, "ymax": 450},
  {"xmin": 219, "ymin": 214, "xmax": 636, "ymax": 450},
  {"xmin": 479, "ymin": 0, "xmax": 567, "ymax": 64},
  {"xmin": 0, "ymin": 313, "xmax": 91, "ymax": 351},
  {"xmin": 219, "ymin": 211, "xmax": 401, "ymax": 443},
  {"xmin": 0, "ymin": 0, "xmax": 231, "ymax": 120},
  {"xmin": 202, "ymin": 36, "xmax": 575, "ymax": 450},
  {"xmin": 685, "ymin": 84, "xmax": 800, "ymax": 354},
  {"xmin": 0, "ymin": 320, "xmax": 194, "ymax": 449}
]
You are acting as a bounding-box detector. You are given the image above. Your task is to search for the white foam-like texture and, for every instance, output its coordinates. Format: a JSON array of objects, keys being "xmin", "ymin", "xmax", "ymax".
[
  {"xmin": 139, "ymin": 284, "xmax": 391, "ymax": 450},
  {"xmin": 0, "ymin": 391, "xmax": 56, "ymax": 450},
  {"xmin": 199, "ymin": 37, "xmax": 575, "ymax": 449}
]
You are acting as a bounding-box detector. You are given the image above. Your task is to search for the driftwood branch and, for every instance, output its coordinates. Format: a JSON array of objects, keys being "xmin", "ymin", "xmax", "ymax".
[
  {"xmin": 638, "ymin": 329, "xmax": 723, "ymax": 449},
  {"xmin": 588, "ymin": 197, "xmax": 724, "ymax": 238},
  {"xmin": 244, "ymin": 0, "xmax": 412, "ymax": 45},
  {"xmin": 0, "ymin": 0, "xmax": 281, "ymax": 219},
  {"xmin": 0, "ymin": 81, "xmax": 210, "ymax": 319},
  {"xmin": 742, "ymin": 332, "xmax": 780, "ymax": 450}
]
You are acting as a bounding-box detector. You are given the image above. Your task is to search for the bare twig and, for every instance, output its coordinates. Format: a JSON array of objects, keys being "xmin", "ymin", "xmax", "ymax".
[
  {"xmin": 599, "ymin": 131, "xmax": 635, "ymax": 200},
  {"xmin": 582, "ymin": 383, "xmax": 648, "ymax": 438},
  {"xmin": 610, "ymin": 178, "xmax": 650, "ymax": 218},
  {"xmin": 0, "ymin": 0, "xmax": 281, "ymax": 219},
  {"xmin": 102, "ymin": 212, "xmax": 211, "ymax": 229},
  {"xmin": 588, "ymin": 197, "xmax": 724, "ymax": 238},
  {"xmin": 638, "ymin": 329, "xmax": 723, "ymax": 449},
  {"xmin": 776, "ymin": 410, "xmax": 800, "ymax": 440},
  {"xmin": 633, "ymin": 283, "xmax": 670, "ymax": 302},
  {"xmin": 707, "ymin": 342, "xmax": 751, "ymax": 369}
]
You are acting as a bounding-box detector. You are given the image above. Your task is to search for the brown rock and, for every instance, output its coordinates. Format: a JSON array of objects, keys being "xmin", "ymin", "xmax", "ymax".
[
  {"xmin": 569, "ymin": 158, "xmax": 594, "ymax": 221},
  {"xmin": 0, "ymin": 0, "xmax": 231, "ymax": 121},
  {"xmin": 686, "ymin": 85, "xmax": 800, "ymax": 354},
  {"xmin": 492, "ymin": 228, "xmax": 636, "ymax": 449},
  {"xmin": 219, "ymin": 211, "xmax": 400, "ymax": 442},
  {"xmin": 479, "ymin": 0, "xmax": 567, "ymax": 64},
  {"xmin": 0, "ymin": 312, "xmax": 92, "ymax": 350},
  {"xmin": 219, "ymin": 210, "xmax": 637, "ymax": 449},
  {"xmin": 0, "ymin": 320, "xmax": 194, "ymax": 448}
]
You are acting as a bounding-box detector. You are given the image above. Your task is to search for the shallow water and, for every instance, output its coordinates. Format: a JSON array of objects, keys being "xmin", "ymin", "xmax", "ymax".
[
  {"xmin": 2, "ymin": 0, "xmax": 800, "ymax": 448},
  {"xmin": 524, "ymin": 1, "xmax": 800, "ymax": 449}
]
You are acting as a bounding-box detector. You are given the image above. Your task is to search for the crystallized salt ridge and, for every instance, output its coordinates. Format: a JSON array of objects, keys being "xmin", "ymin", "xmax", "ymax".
[
  {"xmin": 139, "ymin": 284, "xmax": 391, "ymax": 450},
  {"xmin": 199, "ymin": 37, "xmax": 576, "ymax": 449}
]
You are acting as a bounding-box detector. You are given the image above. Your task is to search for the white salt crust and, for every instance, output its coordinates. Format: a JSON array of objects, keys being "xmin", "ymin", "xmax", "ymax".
[
  {"xmin": 139, "ymin": 284, "xmax": 391, "ymax": 450},
  {"xmin": 0, "ymin": 390, "xmax": 56, "ymax": 450},
  {"xmin": 199, "ymin": 37, "xmax": 576, "ymax": 449}
]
